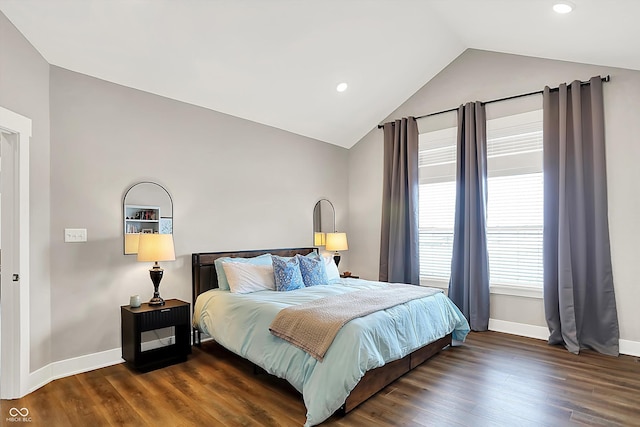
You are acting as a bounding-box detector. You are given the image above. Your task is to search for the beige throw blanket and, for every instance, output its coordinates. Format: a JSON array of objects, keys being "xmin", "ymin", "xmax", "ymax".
[{"xmin": 269, "ymin": 285, "xmax": 443, "ymax": 361}]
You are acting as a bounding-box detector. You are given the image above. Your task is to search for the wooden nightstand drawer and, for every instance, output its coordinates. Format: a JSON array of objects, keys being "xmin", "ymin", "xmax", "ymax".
[{"xmin": 139, "ymin": 304, "xmax": 189, "ymax": 331}]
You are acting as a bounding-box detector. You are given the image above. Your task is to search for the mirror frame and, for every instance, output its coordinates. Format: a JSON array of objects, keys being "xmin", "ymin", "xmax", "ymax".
[{"xmin": 122, "ymin": 181, "xmax": 173, "ymax": 255}]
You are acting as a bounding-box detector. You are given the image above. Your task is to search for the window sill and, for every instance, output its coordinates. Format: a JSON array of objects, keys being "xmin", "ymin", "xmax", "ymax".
[
  {"xmin": 490, "ymin": 284, "xmax": 543, "ymax": 299},
  {"xmin": 420, "ymin": 278, "xmax": 449, "ymax": 290},
  {"xmin": 420, "ymin": 278, "xmax": 543, "ymax": 299}
]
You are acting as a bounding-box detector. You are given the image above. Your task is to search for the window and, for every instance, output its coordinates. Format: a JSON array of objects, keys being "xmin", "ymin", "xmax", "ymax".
[
  {"xmin": 418, "ymin": 110, "xmax": 543, "ymax": 288},
  {"xmin": 418, "ymin": 127, "xmax": 456, "ymax": 281}
]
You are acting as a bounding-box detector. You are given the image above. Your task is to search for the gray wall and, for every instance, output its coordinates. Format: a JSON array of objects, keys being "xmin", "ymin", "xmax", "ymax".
[
  {"xmin": 49, "ymin": 67, "xmax": 349, "ymax": 362},
  {"xmin": 0, "ymin": 11, "xmax": 52, "ymax": 371},
  {"xmin": 348, "ymin": 49, "xmax": 640, "ymax": 343}
]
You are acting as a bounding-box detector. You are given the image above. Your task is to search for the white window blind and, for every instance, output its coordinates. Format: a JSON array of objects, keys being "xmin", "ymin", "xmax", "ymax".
[
  {"xmin": 418, "ymin": 110, "xmax": 543, "ymax": 287},
  {"xmin": 418, "ymin": 127, "xmax": 456, "ymax": 281},
  {"xmin": 418, "ymin": 180, "xmax": 455, "ymax": 279},
  {"xmin": 486, "ymin": 110, "xmax": 543, "ymax": 287}
]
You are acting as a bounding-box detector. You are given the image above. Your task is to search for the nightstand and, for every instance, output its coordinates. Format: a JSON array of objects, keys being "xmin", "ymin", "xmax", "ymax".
[
  {"xmin": 121, "ymin": 298, "xmax": 191, "ymax": 371},
  {"xmin": 340, "ymin": 273, "xmax": 360, "ymax": 279}
]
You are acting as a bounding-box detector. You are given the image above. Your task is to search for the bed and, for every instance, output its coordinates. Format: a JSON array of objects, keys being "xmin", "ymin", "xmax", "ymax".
[{"xmin": 192, "ymin": 247, "xmax": 470, "ymax": 426}]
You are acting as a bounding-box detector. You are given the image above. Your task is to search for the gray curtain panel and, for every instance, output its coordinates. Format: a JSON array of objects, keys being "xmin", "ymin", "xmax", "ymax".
[
  {"xmin": 543, "ymin": 76, "xmax": 619, "ymax": 356},
  {"xmin": 379, "ymin": 117, "xmax": 420, "ymax": 285},
  {"xmin": 448, "ymin": 102, "xmax": 490, "ymax": 331}
]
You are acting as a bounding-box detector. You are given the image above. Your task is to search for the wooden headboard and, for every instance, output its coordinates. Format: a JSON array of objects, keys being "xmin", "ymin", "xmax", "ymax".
[{"xmin": 191, "ymin": 247, "xmax": 318, "ymax": 303}]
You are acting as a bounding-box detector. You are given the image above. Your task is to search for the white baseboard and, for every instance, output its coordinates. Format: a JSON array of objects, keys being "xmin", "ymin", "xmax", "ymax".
[
  {"xmin": 489, "ymin": 318, "xmax": 550, "ymax": 341},
  {"xmin": 619, "ymin": 339, "xmax": 640, "ymax": 357},
  {"xmin": 29, "ymin": 348, "xmax": 123, "ymax": 394},
  {"xmin": 489, "ymin": 318, "xmax": 640, "ymax": 357}
]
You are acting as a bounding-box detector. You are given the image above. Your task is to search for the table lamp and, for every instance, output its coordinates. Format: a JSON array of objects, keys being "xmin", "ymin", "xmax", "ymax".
[
  {"xmin": 325, "ymin": 232, "xmax": 348, "ymax": 267},
  {"xmin": 137, "ymin": 233, "xmax": 175, "ymax": 306}
]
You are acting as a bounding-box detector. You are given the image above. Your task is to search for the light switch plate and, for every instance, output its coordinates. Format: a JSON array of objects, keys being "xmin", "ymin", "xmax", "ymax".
[{"xmin": 64, "ymin": 228, "xmax": 87, "ymax": 242}]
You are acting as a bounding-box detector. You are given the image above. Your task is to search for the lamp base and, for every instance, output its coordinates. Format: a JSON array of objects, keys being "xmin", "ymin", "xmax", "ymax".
[
  {"xmin": 148, "ymin": 296, "xmax": 165, "ymax": 306},
  {"xmin": 148, "ymin": 264, "xmax": 165, "ymax": 306},
  {"xmin": 333, "ymin": 253, "xmax": 341, "ymax": 268}
]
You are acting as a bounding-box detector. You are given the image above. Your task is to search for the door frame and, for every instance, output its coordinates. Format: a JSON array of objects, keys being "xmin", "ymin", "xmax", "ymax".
[{"xmin": 0, "ymin": 106, "xmax": 31, "ymax": 399}]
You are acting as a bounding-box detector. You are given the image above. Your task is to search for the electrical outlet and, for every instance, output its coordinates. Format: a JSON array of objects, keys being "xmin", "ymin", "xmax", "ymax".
[{"xmin": 64, "ymin": 228, "xmax": 87, "ymax": 242}]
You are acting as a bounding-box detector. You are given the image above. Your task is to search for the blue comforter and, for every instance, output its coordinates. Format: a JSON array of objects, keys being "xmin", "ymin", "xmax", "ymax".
[{"xmin": 193, "ymin": 278, "xmax": 470, "ymax": 426}]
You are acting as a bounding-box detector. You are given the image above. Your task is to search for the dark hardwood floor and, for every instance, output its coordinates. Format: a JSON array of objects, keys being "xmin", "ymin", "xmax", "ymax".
[{"xmin": 2, "ymin": 331, "xmax": 639, "ymax": 426}]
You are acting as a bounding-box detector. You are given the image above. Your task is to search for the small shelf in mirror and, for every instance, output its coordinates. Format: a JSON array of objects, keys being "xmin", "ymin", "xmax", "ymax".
[{"xmin": 125, "ymin": 204, "xmax": 160, "ymax": 234}]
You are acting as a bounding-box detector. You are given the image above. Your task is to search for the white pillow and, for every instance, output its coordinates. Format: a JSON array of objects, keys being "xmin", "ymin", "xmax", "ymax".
[
  {"xmin": 322, "ymin": 254, "xmax": 340, "ymax": 282},
  {"xmin": 222, "ymin": 262, "xmax": 275, "ymax": 294}
]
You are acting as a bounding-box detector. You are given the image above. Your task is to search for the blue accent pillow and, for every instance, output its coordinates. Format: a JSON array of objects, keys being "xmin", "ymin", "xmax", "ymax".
[
  {"xmin": 272, "ymin": 255, "xmax": 305, "ymax": 292},
  {"xmin": 214, "ymin": 254, "xmax": 272, "ymax": 291},
  {"xmin": 297, "ymin": 253, "xmax": 329, "ymax": 286}
]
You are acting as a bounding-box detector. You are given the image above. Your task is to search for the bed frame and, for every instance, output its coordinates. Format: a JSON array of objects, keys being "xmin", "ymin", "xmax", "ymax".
[{"xmin": 191, "ymin": 247, "xmax": 452, "ymax": 414}]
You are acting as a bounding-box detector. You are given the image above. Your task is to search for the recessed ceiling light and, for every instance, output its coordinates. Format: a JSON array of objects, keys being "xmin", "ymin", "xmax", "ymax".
[
  {"xmin": 336, "ymin": 82, "xmax": 348, "ymax": 92},
  {"xmin": 553, "ymin": 1, "xmax": 574, "ymax": 14}
]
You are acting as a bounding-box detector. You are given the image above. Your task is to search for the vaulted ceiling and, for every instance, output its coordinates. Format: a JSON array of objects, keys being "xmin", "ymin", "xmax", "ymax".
[{"xmin": 1, "ymin": 0, "xmax": 638, "ymax": 148}]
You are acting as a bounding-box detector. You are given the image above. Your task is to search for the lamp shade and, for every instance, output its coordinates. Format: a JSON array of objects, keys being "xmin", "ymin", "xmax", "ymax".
[
  {"xmin": 314, "ymin": 232, "xmax": 326, "ymax": 246},
  {"xmin": 124, "ymin": 233, "xmax": 140, "ymax": 254},
  {"xmin": 137, "ymin": 233, "xmax": 176, "ymax": 262},
  {"xmin": 325, "ymin": 232, "xmax": 348, "ymax": 252}
]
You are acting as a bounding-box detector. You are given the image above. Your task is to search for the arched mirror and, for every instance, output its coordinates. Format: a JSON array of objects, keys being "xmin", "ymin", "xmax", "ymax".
[
  {"xmin": 312, "ymin": 198, "xmax": 335, "ymax": 246},
  {"xmin": 123, "ymin": 182, "xmax": 173, "ymax": 255}
]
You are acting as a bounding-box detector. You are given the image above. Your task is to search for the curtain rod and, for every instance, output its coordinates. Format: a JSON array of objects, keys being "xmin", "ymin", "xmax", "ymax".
[{"xmin": 377, "ymin": 75, "xmax": 610, "ymax": 129}]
